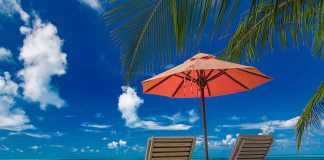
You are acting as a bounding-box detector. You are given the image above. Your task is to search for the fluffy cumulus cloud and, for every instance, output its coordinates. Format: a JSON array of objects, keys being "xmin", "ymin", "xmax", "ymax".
[
  {"xmin": 0, "ymin": 47, "xmax": 12, "ymax": 61},
  {"xmin": 0, "ymin": 72, "xmax": 34, "ymax": 131},
  {"xmin": 118, "ymin": 86, "xmax": 192, "ymax": 130},
  {"xmin": 0, "ymin": 0, "xmax": 30, "ymax": 23},
  {"xmin": 221, "ymin": 134, "xmax": 239, "ymax": 146},
  {"xmin": 107, "ymin": 141, "xmax": 118, "ymax": 149},
  {"xmin": 196, "ymin": 134, "xmax": 239, "ymax": 149},
  {"xmin": 79, "ymin": 0, "xmax": 101, "ymax": 11},
  {"xmin": 107, "ymin": 139, "xmax": 127, "ymax": 149},
  {"xmin": 0, "ymin": 0, "xmax": 67, "ymax": 134},
  {"xmin": 18, "ymin": 17, "xmax": 67, "ymax": 109},
  {"xmin": 220, "ymin": 116, "xmax": 300, "ymax": 135}
]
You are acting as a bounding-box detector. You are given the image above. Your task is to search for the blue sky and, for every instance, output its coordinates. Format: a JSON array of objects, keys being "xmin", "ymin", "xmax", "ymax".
[{"xmin": 0, "ymin": 0, "xmax": 323, "ymax": 159}]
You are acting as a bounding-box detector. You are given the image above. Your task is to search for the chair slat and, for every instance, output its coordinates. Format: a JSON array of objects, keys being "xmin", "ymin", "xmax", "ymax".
[
  {"xmin": 154, "ymin": 138, "xmax": 193, "ymax": 143},
  {"xmin": 244, "ymin": 140, "xmax": 273, "ymax": 144},
  {"xmin": 145, "ymin": 137, "xmax": 195, "ymax": 160},
  {"xmin": 241, "ymin": 147, "xmax": 268, "ymax": 151},
  {"xmin": 242, "ymin": 144, "xmax": 270, "ymax": 148},
  {"xmin": 239, "ymin": 151, "xmax": 267, "ymax": 155},
  {"xmin": 153, "ymin": 147, "xmax": 191, "ymax": 152},
  {"xmin": 152, "ymin": 152, "xmax": 190, "ymax": 157},
  {"xmin": 154, "ymin": 143, "xmax": 192, "ymax": 147},
  {"xmin": 238, "ymin": 154, "xmax": 265, "ymax": 158},
  {"xmin": 229, "ymin": 135, "xmax": 274, "ymax": 160},
  {"xmin": 151, "ymin": 157, "xmax": 189, "ymax": 160}
]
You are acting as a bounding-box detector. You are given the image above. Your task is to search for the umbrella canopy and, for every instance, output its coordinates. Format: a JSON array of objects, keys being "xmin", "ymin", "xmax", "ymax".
[
  {"xmin": 142, "ymin": 53, "xmax": 272, "ymax": 160},
  {"xmin": 143, "ymin": 53, "xmax": 271, "ymax": 98}
]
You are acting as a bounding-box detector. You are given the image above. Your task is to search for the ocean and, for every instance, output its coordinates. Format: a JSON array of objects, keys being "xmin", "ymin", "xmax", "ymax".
[{"xmin": 4, "ymin": 155, "xmax": 324, "ymax": 160}]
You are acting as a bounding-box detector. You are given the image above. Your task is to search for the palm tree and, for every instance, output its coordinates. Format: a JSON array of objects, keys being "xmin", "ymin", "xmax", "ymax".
[
  {"xmin": 105, "ymin": 0, "xmax": 323, "ymax": 151},
  {"xmin": 295, "ymin": 83, "xmax": 323, "ymax": 150}
]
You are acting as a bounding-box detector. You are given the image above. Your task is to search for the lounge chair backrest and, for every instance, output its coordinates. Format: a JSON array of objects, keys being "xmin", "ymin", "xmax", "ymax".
[
  {"xmin": 229, "ymin": 135, "xmax": 274, "ymax": 160},
  {"xmin": 145, "ymin": 136, "xmax": 195, "ymax": 160}
]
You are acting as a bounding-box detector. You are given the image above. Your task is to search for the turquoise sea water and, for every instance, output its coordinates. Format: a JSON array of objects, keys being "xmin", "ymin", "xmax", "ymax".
[{"xmin": 7, "ymin": 155, "xmax": 324, "ymax": 160}]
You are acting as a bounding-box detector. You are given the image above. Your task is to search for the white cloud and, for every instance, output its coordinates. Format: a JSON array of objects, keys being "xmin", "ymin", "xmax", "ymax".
[
  {"xmin": 195, "ymin": 136, "xmax": 203, "ymax": 146},
  {"xmin": 55, "ymin": 131, "xmax": 64, "ymax": 137},
  {"xmin": 162, "ymin": 109, "xmax": 198, "ymax": 124},
  {"xmin": 119, "ymin": 139, "xmax": 127, "ymax": 146},
  {"xmin": 72, "ymin": 148, "xmax": 78, "ymax": 152},
  {"xmin": 9, "ymin": 132, "xmax": 51, "ymax": 139},
  {"xmin": 162, "ymin": 113, "xmax": 184, "ymax": 123},
  {"xmin": 0, "ymin": 72, "xmax": 34, "ymax": 131},
  {"xmin": 82, "ymin": 129, "xmax": 101, "ymax": 133},
  {"xmin": 0, "ymin": 145, "xmax": 10, "ymax": 151},
  {"xmin": 131, "ymin": 145, "xmax": 144, "ymax": 152},
  {"xmin": 196, "ymin": 134, "xmax": 238, "ymax": 149},
  {"xmin": 107, "ymin": 139, "xmax": 127, "ymax": 149},
  {"xmin": 102, "ymin": 137, "xmax": 108, "ymax": 141},
  {"xmin": 118, "ymin": 86, "xmax": 192, "ymax": 130},
  {"xmin": 0, "ymin": 0, "xmax": 30, "ymax": 23},
  {"xmin": 30, "ymin": 145, "xmax": 40, "ymax": 150},
  {"xmin": 221, "ymin": 134, "xmax": 239, "ymax": 146},
  {"xmin": 79, "ymin": 0, "xmax": 101, "ymax": 11},
  {"xmin": 50, "ymin": 144, "xmax": 63, "ymax": 148},
  {"xmin": 220, "ymin": 116, "xmax": 300, "ymax": 135},
  {"xmin": 214, "ymin": 128, "xmax": 221, "ymax": 132},
  {"xmin": 18, "ymin": 17, "xmax": 67, "ymax": 109},
  {"xmin": 0, "ymin": 47, "xmax": 12, "ymax": 61},
  {"xmin": 110, "ymin": 130, "xmax": 117, "ymax": 135},
  {"xmin": 188, "ymin": 109, "xmax": 199, "ymax": 123},
  {"xmin": 107, "ymin": 141, "xmax": 118, "ymax": 149},
  {"xmin": 77, "ymin": 146, "xmax": 99, "ymax": 153},
  {"xmin": 81, "ymin": 122, "xmax": 111, "ymax": 129},
  {"xmin": 227, "ymin": 116, "xmax": 240, "ymax": 121}
]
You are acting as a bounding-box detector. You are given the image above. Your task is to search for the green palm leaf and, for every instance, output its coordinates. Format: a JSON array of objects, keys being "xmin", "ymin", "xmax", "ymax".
[
  {"xmin": 296, "ymin": 83, "xmax": 324, "ymax": 151},
  {"xmin": 221, "ymin": 0, "xmax": 323, "ymax": 63},
  {"xmin": 104, "ymin": 0, "xmax": 242, "ymax": 84}
]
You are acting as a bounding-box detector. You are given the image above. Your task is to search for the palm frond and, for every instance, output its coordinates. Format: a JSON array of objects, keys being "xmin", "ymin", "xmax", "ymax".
[
  {"xmin": 221, "ymin": 0, "xmax": 323, "ymax": 63},
  {"xmin": 295, "ymin": 82, "xmax": 324, "ymax": 151},
  {"xmin": 104, "ymin": 0, "xmax": 242, "ymax": 84}
]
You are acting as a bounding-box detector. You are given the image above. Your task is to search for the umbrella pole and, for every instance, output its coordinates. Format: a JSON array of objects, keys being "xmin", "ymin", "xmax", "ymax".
[{"xmin": 200, "ymin": 87, "xmax": 209, "ymax": 160}]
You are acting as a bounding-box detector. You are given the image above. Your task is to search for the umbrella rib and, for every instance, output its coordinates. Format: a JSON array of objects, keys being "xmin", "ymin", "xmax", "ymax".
[
  {"xmin": 144, "ymin": 75, "xmax": 173, "ymax": 92},
  {"xmin": 236, "ymin": 68, "xmax": 271, "ymax": 79},
  {"xmin": 174, "ymin": 74, "xmax": 197, "ymax": 83},
  {"xmin": 171, "ymin": 80, "xmax": 184, "ymax": 97},
  {"xmin": 224, "ymin": 73, "xmax": 249, "ymax": 89},
  {"xmin": 206, "ymin": 83, "xmax": 211, "ymax": 96},
  {"xmin": 206, "ymin": 69, "xmax": 215, "ymax": 79},
  {"xmin": 181, "ymin": 72, "xmax": 197, "ymax": 82},
  {"xmin": 207, "ymin": 69, "xmax": 227, "ymax": 82}
]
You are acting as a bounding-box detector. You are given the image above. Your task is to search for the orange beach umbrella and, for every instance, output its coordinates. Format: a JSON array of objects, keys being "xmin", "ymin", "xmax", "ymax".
[{"xmin": 142, "ymin": 53, "xmax": 272, "ymax": 159}]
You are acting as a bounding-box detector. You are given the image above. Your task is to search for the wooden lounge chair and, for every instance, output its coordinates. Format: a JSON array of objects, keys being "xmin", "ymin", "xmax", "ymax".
[
  {"xmin": 145, "ymin": 137, "xmax": 195, "ymax": 160},
  {"xmin": 229, "ymin": 135, "xmax": 274, "ymax": 160}
]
